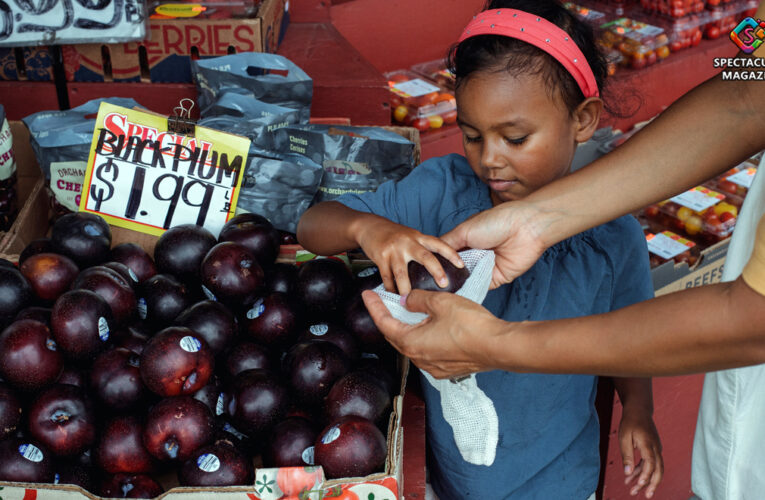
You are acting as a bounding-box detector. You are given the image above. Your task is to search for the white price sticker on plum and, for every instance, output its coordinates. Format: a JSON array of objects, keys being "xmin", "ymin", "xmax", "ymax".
[
  {"xmin": 180, "ymin": 336, "xmax": 202, "ymax": 353},
  {"xmin": 18, "ymin": 444, "xmax": 43, "ymax": 462},
  {"xmin": 197, "ymin": 453, "xmax": 221, "ymax": 473}
]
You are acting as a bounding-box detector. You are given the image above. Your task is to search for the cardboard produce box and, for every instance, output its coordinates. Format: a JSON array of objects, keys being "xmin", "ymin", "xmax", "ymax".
[
  {"xmin": 0, "ymin": 47, "xmax": 54, "ymax": 81},
  {"xmin": 0, "ymin": 122, "xmax": 418, "ymax": 498},
  {"xmin": 61, "ymin": 0, "xmax": 289, "ymax": 83},
  {"xmin": 651, "ymin": 237, "xmax": 730, "ymax": 296}
]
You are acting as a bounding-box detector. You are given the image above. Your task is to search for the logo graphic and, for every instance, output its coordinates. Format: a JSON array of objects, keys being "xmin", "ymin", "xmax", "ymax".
[{"xmin": 731, "ymin": 17, "xmax": 765, "ymax": 54}]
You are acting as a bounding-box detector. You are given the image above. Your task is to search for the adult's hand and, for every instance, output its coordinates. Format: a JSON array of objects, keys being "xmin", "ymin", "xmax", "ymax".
[
  {"xmin": 441, "ymin": 201, "xmax": 549, "ymax": 289},
  {"xmin": 361, "ymin": 289, "xmax": 506, "ymax": 378}
]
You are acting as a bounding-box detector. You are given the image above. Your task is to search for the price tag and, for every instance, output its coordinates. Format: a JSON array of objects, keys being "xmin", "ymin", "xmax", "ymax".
[
  {"xmin": 391, "ymin": 78, "xmax": 440, "ymax": 98},
  {"xmin": 80, "ymin": 103, "xmax": 251, "ymax": 237},
  {"xmin": 726, "ymin": 167, "xmax": 757, "ymax": 189},
  {"xmin": 646, "ymin": 231, "xmax": 695, "ymax": 259},
  {"xmin": 670, "ymin": 186, "xmax": 725, "ymax": 212}
]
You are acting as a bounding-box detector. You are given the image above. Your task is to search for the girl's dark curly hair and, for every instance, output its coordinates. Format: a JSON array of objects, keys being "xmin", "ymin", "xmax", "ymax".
[{"xmin": 448, "ymin": 0, "xmax": 610, "ymax": 115}]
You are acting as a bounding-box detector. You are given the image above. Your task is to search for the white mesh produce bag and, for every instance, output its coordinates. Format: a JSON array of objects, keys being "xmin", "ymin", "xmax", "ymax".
[{"xmin": 373, "ymin": 249, "xmax": 498, "ymax": 466}]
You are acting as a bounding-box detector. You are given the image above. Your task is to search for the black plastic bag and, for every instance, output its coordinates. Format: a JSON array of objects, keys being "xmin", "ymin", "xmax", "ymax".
[
  {"xmin": 192, "ymin": 52, "xmax": 313, "ymax": 123},
  {"xmin": 270, "ymin": 124, "xmax": 416, "ymax": 204}
]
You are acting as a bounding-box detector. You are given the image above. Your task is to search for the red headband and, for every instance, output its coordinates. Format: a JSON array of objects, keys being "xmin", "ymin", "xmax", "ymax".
[{"xmin": 458, "ymin": 9, "xmax": 600, "ymax": 98}]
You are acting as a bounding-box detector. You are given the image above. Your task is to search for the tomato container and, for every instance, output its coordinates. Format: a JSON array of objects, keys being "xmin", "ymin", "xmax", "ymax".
[
  {"xmin": 384, "ymin": 70, "xmax": 457, "ymax": 132},
  {"xmin": 639, "ymin": 0, "xmax": 706, "ymax": 18},
  {"xmin": 642, "ymin": 186, "xmax": 741, "ymax": 245},
  {"xmin": 654, "ymin": 12, "xmax": 707, "ymax": 51},
  {"xmin": 564, "ymin": 2, "xmax": 609, "ymax": 29},
  {"xmin": 703, "ymin": 161, "xmax": 758, "ymax": 201},
  {"xmin": 410, "ymin": 59, "xmax": 455, "ymax": 91},
  {"xmin": 645, "ymin": 230, "xmax": 701, "ymax": 268},
  {"xmin": 703, "ymin": 0, "xmax": 758, "ymax": 39},
  {"xmin": 599, "ymin": 17, "xmax": 670, "ymax": 69}
]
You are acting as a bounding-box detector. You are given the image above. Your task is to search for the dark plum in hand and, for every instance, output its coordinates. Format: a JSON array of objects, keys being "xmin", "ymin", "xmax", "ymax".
[
  {"xmin": 200, "ymin": 242, "xmax": 264, "ymax": 307},
  {"xmin": 178, "ymin": 439, "xmax": 254, "ymax": 486},
  {"xmin": 243, "ymin": 293, "xmax": 299, "ymax": 348},
  {"xmin": 72, "ymin": 266, "xmax": 136, "ymax": 325},
  {"xmin": 264, "ymin": 417, "xmax": 317, "ymax": 467},
  {"xmin": 143, "ymin": 396, "xmax": 215, "ymax": 462},
  {"xmin": 90, "ymin": 347, "xmax": 148, "ymax": 411},
  {"xmin": 227, "ymin": 369, "xmax": 289, "ymax": 436},
  {"xmin": 27, "ymin": 384, "xmax": 97, "ymax": 456},
  {"xmin": 0, "ymin": 266, "xmax": 33, "ymax": 322},
  {"xmin": 95, "ymin": 416, "xmax": 155, "ymax": 474},
  {"xmin": 110, "ymin": 243, "xmax": 156, "ymax": 284},
  {"xmin": 139, "ymin": 274, "xmax": 190, "ymax": 328},
  {"xmin": 296, "ymin": 258, "xmax": 353, "ymax": 320},
  {"xmin": 324, "ymin": 371, "xmax": 391, "ymax": 426},
  {"xmin": 99, "ymin": 473, "xmax": 164, "ymax": 498},
  {"xmin": 0, "ymin": 382, "xmax": 22, "ymax": 439},
  {"xmin": 50, "ymin": 212, "xmax": 111, "ymax": 268},
  {"xmin": 0, "ymin": 319, "xmax": 63, "ymax": 392},
  {"xmin": 51, "ymin": 289, "xmax": 113, "ymax": 361},
  {"xmin": 407, "ymin": 253, "xmax": 469, "ymax": 292},
  {"xmin": 153, "ymin": 224, "xmax": 217, "ymax": 283},
  {"xmin": 286, "ymin": 341, "xmax": 350, "ymax": 405},
  {"xmin": 219, "ymin": 215, "xmax": 280, "ymax": 269},
  {"xmin": 20, "ymin": 253, "xmax": 79, "ymax": 303},
  {"xmin": 140, "ymin": 327, "xmax": 214, "ymax": 397},
  {"xmin": 0, "ymin": 438, "xmax": 54, "ymax": 483},
  {"xmin": 176, "ymin": 300, "xmax": 237, "ymax": 356},
  {"xmin": 354, "ymin": 266, "xmax": 382, "ymax": 291},
  {"xmin": 314, "ymin": 415, "xmax": 387, "ymax": 479}
]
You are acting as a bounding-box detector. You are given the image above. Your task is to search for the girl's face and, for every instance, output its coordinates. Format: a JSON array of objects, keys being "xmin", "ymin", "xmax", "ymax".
[{"xmin": 456, "ymin": 69, "xmax": 596, "ymax": 206}]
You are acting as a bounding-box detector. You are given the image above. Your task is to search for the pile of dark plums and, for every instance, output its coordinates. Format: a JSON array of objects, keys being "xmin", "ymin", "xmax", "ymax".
[{"xmin": 0, "ymin": 212, "xmax": 398, "ymax": 498}]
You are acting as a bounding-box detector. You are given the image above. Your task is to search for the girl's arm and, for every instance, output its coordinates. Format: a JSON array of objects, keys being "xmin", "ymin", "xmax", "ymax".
[
  {"xmin": 611, "ymin": 377, "xmax": 663, "ymax": 498},
  {"xmin": 297, "ymin": 201, "xmax": 462, "ymax": 294}
]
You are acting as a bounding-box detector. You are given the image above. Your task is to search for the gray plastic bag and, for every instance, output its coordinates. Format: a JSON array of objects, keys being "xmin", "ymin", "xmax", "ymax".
[
  {"xmin": 198, "ymin": 93, "xmax": 301, "ymax": 157},
  {"xmin": 270, "ymin": 124, "xmax": 416, "ymax": 204},
  {"xmin": 22, "ymin": 97, "xmax": 144, "ymax": 215},
  {"xmin": 237, "ymin": 154, "xmax": 324, "ymax": 233},
  {"xmin": 192, "ymin": 52, "xmax": 313, "ymax": 123}
]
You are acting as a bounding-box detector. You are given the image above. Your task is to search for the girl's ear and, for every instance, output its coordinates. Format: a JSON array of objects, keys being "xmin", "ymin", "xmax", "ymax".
[{"xmin": 573, "ymin": 97, "xmax": 603, "ymax": 143}]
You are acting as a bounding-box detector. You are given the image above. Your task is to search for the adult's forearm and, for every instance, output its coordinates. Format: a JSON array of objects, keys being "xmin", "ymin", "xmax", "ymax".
[
  {"xmin": 493, "ymin": 278, "xmax": 765, "ymax": 377},
  {"xmin": 524, "ymin": 73, "xmax": 765, "ymax": 250}
]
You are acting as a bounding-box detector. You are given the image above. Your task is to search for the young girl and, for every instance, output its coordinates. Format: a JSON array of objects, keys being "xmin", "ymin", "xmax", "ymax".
[{"xmin": 298, "ymin": 1, "xmax": 663, "ymax": 498}]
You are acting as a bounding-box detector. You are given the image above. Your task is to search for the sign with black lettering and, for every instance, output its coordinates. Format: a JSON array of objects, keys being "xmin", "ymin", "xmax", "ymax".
[
  {"xmin": 80, "ymin": 102, "xmax": 250, "ymax": 237},
  {"xmin": 0, "ymin": 0, "xmax": 146, "ymax": 47}
]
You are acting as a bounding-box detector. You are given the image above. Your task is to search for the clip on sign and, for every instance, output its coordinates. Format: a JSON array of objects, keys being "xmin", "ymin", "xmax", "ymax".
[{"xmin": 80, "ymin": 101, "xmax": 251, "ymax": 238}]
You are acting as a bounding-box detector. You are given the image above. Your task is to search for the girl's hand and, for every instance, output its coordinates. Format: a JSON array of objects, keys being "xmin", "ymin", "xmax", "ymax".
[
  {"xmin": 441, "ymin": 201, "xmax": 549, "ymax": 289},
  {"xmin": 619, "ymin": 407, "xmax": 664, "ymax": 498},
  {"xmin": 353, "ymin": 216, "xmax": 463, "ymax": 295}
]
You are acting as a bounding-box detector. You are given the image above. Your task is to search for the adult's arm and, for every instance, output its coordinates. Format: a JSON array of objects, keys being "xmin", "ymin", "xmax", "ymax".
[
  {"xmin": 362, "ymin": 273, "xmax": 765, "ymax": 378},
  {"xmin": 444, "ymin": 45, "xmax": 765, "ymax": 287}
]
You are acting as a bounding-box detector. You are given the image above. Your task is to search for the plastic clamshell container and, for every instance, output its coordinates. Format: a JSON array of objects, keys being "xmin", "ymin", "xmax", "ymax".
[
  {"xmin": 658, "ymin": 12, "xmax": 707, "ymax": 51},
  {"xmin": 385, "ymin": 69, "xmax": 457, "ymax": 132},
  {"xmin": 563, "ymin": 2, "xmax": 608, "ymax": 29},
  {"xmin": 642, "ymin": 185, "xmax": 741, "ymax": 244},
  {"xmin": 704, "ymin": 161, "xmax": 758, "ymax": 201},
  {"xmin": 639, "ymin": 0, "xmax": 706, "ymax": 18},
  {"xmin": 645, "ymin": 230, "xmax": 700, "ymax": 268},
  {"xmin": 703, "ymin": 0, "xmax": 759, "ymax": 38},
  {"xmin": 599, "ymin": 17, "xmax": 670, "ymax": 69},
  {"xmin": 410, "ymin": 59, "xmax": 455, "ymax": 90}
]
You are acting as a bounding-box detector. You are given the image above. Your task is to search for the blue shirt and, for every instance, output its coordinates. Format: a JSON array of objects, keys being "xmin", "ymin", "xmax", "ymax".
[{"xmin": 337, "ymin": 154, "xmax": 654, "ymax": 500}]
